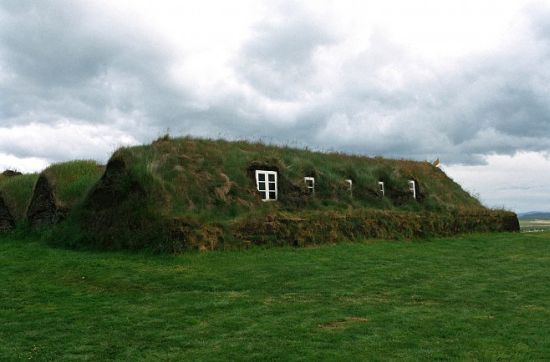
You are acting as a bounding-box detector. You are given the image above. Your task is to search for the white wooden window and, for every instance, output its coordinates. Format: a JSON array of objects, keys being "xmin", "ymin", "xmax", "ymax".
[
  {"xmin": 255, "ymin": 170, "xmax": 278, "ymax": 201},
  {"xmin": 304, "ymin": 177, "xmax": 315, "ymax": 194},
  {"xmin": 408, "ymin": 180, "xmax": 416, "ymax": 199},
  {"xmin": 378, "ymin": 181, "xmax": 385, "ymax": 197},
  {"xmin": 346, "ymin": 179, "xmax": 353, "ymax": 194}
]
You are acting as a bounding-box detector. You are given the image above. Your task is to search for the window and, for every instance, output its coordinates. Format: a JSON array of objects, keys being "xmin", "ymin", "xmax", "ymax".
[
  {"xmin": 304, "ymin": 177, "xmax": 315, "ymax": 194},
  {"xmin": 408, "ymin": 180, "xmax": 416, "ymax": 199},
  {"xmin": 378, "ymin": 181, "xmax": 385, "ymax": 197},
  {"xmin": 255, "ymin": 170, "xmax": 278, "ymax": 201},
  {"xmin": 346, "ymin": 179, "xmax": 353, "ymax": 194}
]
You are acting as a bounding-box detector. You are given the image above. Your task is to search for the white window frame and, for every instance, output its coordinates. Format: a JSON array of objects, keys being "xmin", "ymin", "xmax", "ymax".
[
  {"xmin": 255, "ymin": 170, "xmax": 278, "ymax": 201},
  {"xmin": 345, "ymin": 179, "xmax": 353, "ymax": 194},
  {"xmin": 378, "ymin": 181, "xmax": 385, "ymax": 197},
  {"xmin": 408, "ymin": 180, "xmax": 416, "ymax": 199},
  {"xmin": 304, "ymin": 177, "xmax": 315, "ymax": 194}
]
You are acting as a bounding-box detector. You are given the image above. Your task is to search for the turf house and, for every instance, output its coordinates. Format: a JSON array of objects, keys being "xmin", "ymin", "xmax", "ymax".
[
  {"xmin": 0, "ymin": 137, "xmax": 519, "ymax": 250},
  {"xmin": 52, "ymin": 136, "xmax": 518, "ymax": 252}
]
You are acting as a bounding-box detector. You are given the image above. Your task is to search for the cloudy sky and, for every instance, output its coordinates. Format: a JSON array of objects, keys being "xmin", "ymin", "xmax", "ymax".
[{"xmin": 1, "ymin": 0, "xmax": 550, "ymax": 212}]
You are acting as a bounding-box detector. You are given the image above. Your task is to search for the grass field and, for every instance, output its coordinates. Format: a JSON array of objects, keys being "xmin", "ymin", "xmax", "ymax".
[
  {"xmin": 1, "ymin": 232, "xmax": 549, "ymax": 360},
  {"xmin": 520, "ymin": 219, "xmax": 550, "ymax": 232}
]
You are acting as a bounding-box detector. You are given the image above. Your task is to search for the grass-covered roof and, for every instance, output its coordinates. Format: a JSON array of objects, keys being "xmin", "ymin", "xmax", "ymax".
[
  {"xmin": 0, "ymin": 173, "xmax": 39, "ymax": 225},
  {"xmin": 27, "ymin": 160, "xmax": 104, "ymax": 227},
  {"xmin": 41, "ymin": 160, "xmax": 105, "ymax": 209},
  {"xmin": 96, "ymin": 136, "xmax": 481, "ymax": 217},
  {"xmin": 57, "ymin": 136, "xmax": 496, "ymax": 251}
]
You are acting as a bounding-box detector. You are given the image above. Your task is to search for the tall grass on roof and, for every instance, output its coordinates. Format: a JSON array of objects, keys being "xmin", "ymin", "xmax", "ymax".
[
  {"xmin": 27, "ymin": 160, "xmax": 104, "ymax": 227},
  {"xmin": 41, "ymin": 160, "xmax": 105, "ymax": 209},
  {"xmin": 0, "ymin": 173, "xmax": 39, "ymax": 226}
]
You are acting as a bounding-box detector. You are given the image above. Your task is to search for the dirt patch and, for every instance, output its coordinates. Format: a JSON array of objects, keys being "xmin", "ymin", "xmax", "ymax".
[
  {"xmin": 319, "ymin": 317, "xmax": 369, "ymax": 330},
  {"xmin": 0, "ymin": 196, "xmax": 15, "ymax": 231},
  {"xmin": 26, "ymin": 175, "xmax": 67, "ymax": 227}
]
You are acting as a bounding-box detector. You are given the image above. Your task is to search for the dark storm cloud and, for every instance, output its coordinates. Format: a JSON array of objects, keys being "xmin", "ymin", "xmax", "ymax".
[{"xmin": 2, "ymin": 0, "xmax": 550, "ymax": 166}]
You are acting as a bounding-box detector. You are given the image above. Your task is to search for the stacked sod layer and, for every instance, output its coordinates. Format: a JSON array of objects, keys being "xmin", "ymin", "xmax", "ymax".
[
  {"xmin": 27, "ymin": 161, "xmax": 104, "ymax": 227},
  {"xmin": 58, "ymin": 137, "xmax": 518, "ymax": 252},
  {"xmin": 0, "ymin": 173, "xmax": 38, "ymax": 231},
  {"xmin": 232, "ymin": 209, "xmax": 519, "ymax": 248}
]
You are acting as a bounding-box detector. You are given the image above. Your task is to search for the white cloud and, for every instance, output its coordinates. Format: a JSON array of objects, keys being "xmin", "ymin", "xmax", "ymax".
[
  {"xmin": 445, "ymin": 152, "xmax": 550, "ymax": 212},
  {"xmin": 1, "ymin": 0, "xmax": 550, "ymax": 211},
  {"xmin": 0, "ymin": 122, "xmax": 138, "ymax": 168},
  {"xmin": 0, "ymin": 152, "xmax": 48, "ymax": 174}
]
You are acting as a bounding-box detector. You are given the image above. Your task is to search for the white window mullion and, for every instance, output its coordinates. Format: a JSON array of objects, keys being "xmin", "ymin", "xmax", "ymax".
[
  {"xmin": 304, "ymin": 177, "xmax": 315, "ymax": 194},
  {"xmin": 378, "ymin": 181, "xmax": 385, "ymax": 197},
  {"xmin": 255, "ymin": 170, "xmax": 278, "ymax": 201},
  {"xmin": 346, "ymin": 179, "xmax": 353, "ymax": 195},
  {"xmin": 408, "ymin": 180, "xmax": 416, "ymax": 199}
]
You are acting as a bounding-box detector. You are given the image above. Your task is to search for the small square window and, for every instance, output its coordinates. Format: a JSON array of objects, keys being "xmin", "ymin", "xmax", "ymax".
[
  {"xmin": 255, "ymin": 170, "xmax": 278, "ymax": 201},
  {"xmin": 378, "ymin": 181, "xmax": 385, "ymax": 197},
  {"xmin": 408, "ymin": 180, "xmax": 416, "ymax": 199},
  {"xmin": 304, "ymin": 177, "xmax": 315, "ymax": 194},
  {"xmin": 346, "ymin": 179, "xmax": 353, "ymax": 194}
]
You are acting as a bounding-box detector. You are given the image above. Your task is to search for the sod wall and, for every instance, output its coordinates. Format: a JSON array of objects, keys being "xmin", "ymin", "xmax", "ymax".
[
  {"xmin": 63, "ymin": 207, "xmax": 519, "ymax": 253},
  {"xmin": 231, "ymin": 209, "xmax": 520, "ymax": 248}
]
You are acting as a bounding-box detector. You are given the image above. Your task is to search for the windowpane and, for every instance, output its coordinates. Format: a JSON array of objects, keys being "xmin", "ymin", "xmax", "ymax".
[
  {"xmin": 408, "ymin": 180, "xmax": 416, "ymax": 199},
  {"xmin": 304, "ymin": 177, "xmax": 315, "ymax": 193},
  {"xmin": 255, "ymin": 170, "xmax": 278, "ymax": 201}
]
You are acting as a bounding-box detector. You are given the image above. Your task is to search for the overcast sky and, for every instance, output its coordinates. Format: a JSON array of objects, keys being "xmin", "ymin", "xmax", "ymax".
[{"xmin": 1, "ymin": 0, "xmax": 550, "ymax": 212}]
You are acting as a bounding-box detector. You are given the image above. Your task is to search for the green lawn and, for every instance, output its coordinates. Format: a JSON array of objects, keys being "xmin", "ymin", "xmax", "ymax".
[
  {"xmin": 520, "ymin": 219, "xmax": 550, "ymax": 232},
  {"xmin": 1, "ymin": 232, "xmax": 549, "ymax": 360}
]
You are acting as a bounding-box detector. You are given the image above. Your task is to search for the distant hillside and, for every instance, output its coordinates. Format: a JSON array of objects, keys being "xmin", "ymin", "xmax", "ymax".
[{"xmin": 518, "ymin": 212, "xmax": 550, "ymax": 220}]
